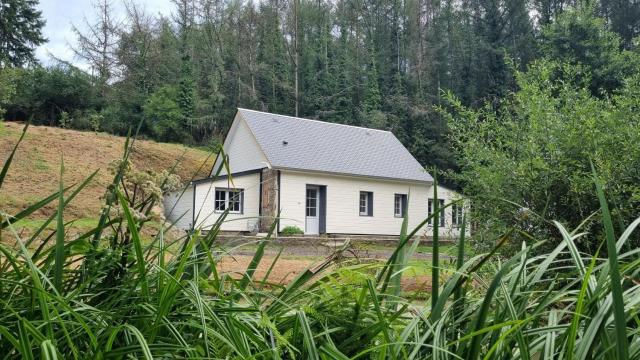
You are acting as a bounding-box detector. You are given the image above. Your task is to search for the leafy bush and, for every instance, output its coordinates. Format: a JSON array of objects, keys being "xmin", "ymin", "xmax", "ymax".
[
  {"xmin": 1, "ymin": 125, "xmax": 639, "ymax": 359},
  {"xmin": 446, "ymin": 60, "xmax": 640, "ymax": 252},
  {"xmin": 280, "ymin": 225, "xmax": 304, "ymax": 236},
  {"xmin": 4, "ymin": 65, "xmax": 100, "ymax": 125}
]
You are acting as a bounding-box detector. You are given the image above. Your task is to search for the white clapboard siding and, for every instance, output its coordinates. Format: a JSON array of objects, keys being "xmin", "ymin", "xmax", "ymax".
[
  {"xmin": 191, "ymin": 172, "xmax": 261, "ymax": 231},
  {"xmin": 210, "ymin": 112, "xmax": 270, "ymax": 176},
  {"xmin": 424, "ymin": 185, "xmax": 470, "ymax": 239},
  {"xmin": 163, "ymin": 186, "xmax": 194, "ymax": 230},
  {"xmin": 279, "ymin": 170, "xmax": 468, "ymax": 237}
]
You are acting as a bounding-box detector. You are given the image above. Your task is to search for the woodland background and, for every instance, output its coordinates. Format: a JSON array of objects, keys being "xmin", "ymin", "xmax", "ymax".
[{"xmin": 1, "ymin": 0, "xmax": 637, "ymax": 174}]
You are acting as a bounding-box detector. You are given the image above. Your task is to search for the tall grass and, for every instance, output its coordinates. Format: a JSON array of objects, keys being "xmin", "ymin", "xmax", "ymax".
[{"xmin": 0, "ymin": 125, "xmax": 639, "ymax": 358}]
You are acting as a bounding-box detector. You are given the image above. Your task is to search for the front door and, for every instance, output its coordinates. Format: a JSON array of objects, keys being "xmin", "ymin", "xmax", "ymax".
[{"xmin": 305, "ymin": 186, "xmax": 319, "ymax": 234}]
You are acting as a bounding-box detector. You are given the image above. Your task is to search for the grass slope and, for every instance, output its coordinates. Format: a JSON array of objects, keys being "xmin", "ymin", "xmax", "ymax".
[{"xmin": 0, "ymin": 121, "xmax": 211, "ymax": 219}]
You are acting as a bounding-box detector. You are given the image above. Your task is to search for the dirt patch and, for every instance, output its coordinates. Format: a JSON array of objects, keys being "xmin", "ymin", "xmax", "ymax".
[
  {"xmin": 216, "ymin": 254, "xmax": 432, "ymax": 292},
  {"xmin": 217, "ymin": 255, "xmax": 316, "ymax": 285},
  {"xmin": 1, "ymin": 122, "xmax": 212, "ymax": 218}
]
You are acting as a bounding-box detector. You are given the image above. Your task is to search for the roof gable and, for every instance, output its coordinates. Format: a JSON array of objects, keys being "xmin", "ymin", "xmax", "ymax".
[
  {"xmin": 237, "ymin": 109, "xmax": 432, "ymax": 183},
  {"xmin": 210, "ymin": 112, "xmax": 270, "ymax": 176}
]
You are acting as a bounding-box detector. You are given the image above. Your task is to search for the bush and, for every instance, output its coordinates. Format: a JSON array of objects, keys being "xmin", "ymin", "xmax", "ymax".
[
  {"xmin": 4, "ymin": 65, "xmax": 100, "ymax": 125},
  {"xmin": 446, "ymin": 59, "xmax": 640, "ymax": 252},
  {"xmin": 280, "ymin": 225, "xmax": 304, "ymax": 236}
]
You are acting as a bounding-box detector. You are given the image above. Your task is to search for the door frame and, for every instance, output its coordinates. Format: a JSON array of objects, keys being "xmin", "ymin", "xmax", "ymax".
[{"xmin": 305, "ymin": 184, "xmax": 326, "ymax": 235}]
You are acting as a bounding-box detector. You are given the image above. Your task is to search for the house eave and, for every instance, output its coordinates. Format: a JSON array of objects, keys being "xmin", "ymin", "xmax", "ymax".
[
  {"xmin": 273, "ymin": 166, "xmax": 433, "ymax": 185},
  {"xmin": 190, "ymin": 168, "xmax": 266, "ymax": 185}
]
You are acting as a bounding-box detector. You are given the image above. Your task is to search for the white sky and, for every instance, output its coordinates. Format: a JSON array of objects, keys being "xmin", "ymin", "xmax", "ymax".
[{"xmin": 35, "ymin": 0, "xmax": 174, "ymax": 69}]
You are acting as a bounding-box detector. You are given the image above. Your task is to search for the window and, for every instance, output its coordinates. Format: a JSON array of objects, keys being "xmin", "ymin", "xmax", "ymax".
[
  {"xmin": 215, "ymin": 190, "xmax": 227, "ymax": 211},
  {"xmin": 214, "ymin": 188, "xmax": 244, "ymax": 214},
  {"xmin": 394, "ymin": 194, "xmax": 407, "ymax": 218},
  {"xmin": 306, "ymin": 188, "xmax": 317, "ymax": 217},
  {"xmin": 428, "ymin": 198, "xmax": 445, "ymax": 226},
  {"xmin": 452, "ymin": 203, "xmax": 464, "ymax": 227},
  {"xmin": 228, "ymin": 189, "xmax": 242, "ymax": 213},
  {"xmin": 359, "ymin": 191, "xmax": 373, "ymax": 216}
]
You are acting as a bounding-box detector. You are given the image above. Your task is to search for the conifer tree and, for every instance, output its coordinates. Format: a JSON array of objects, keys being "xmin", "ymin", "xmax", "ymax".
[{"xmin": 0, "ymin": 0, "xmax": 45, "ymax": 67}]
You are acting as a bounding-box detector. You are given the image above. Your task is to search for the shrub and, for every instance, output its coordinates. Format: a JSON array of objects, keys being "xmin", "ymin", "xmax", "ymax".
[
  {"xmin": 280, "ymin": 225, "xmax": 304, "ymax": 236},
  {"xmin": 446, "ymin": 59, "xmax": 640, "ymax": 252}
]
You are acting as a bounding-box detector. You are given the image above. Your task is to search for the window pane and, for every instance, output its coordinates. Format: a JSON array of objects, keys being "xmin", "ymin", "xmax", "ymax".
[
  {"xmin": 452, "ymin": 204, "xmax": 458, "ymax": 225},
  {"xmin": 228, "ymin": 190, "xmax": 242, "ymax": 212},
  {"xmin": 359, "ymin": 192, "xmax": 368, "ymax": 215},
  {"xmin": 215, "ymin": 190, "xmax": 226, "ymax": 211},
  {"xmin": 306, "ymin": 188, "xmax": 317, "ymax": 217},
  {"xmin": 428, "ymin": 199, "xmax": 433, "ymax": 225},
  {"xmin": 395, "ymin": 194, "xmax": 405, "ymax": 217}
]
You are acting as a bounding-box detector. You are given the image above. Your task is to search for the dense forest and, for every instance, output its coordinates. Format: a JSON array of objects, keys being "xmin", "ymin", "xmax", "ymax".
[{"xmin": 2, "ymin": 0, "xmax": 637, "ymax": 174}]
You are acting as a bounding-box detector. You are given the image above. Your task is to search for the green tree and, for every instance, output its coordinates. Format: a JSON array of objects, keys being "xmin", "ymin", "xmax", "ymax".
[
  {"xmin": 0, "ymin": 68, "xmax": 19, "ymax": 117},
  {"xmin": 143, "ymin": 85, "xmax": 187, "ymax": 142},
  {"xmin": 173, "ymin": 0, "xmax": 196, "ymax": 139},
  {"xmin": 447, "ymin": 59, "xmax": 640, "ymax": 250},
  {"xmin": 5, "ymin": 65, "xmax": 97, "ymax": 125},
  {"xmin": 542, "ymin": 4, "xmax": 640, "ymax": 96},
  {"xmin": 0, "ymin": 0, "xmax": 45, "ymax": 67}
]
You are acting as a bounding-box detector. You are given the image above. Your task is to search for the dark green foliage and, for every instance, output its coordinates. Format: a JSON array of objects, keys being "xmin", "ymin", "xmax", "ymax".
[
  {"xmin": 447, "ymin": 56, "xmax": 640, "ymax": 250},
  {"xmin": 0, "ymin": 0, "xmax": 45, "ymax": 67},
  {"xmin": 4, "ymin": 65, "xmax": 99, "ymax": 125},
  {"xmin": 542, "ymin": 5, "xmax": 640, "ymax": 96},
  {"xmin": 143, "ymin": 85, "xmax": 188, "ymax": 142}
]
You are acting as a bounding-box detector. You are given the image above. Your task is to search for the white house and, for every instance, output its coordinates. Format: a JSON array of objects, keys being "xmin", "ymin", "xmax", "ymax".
[{"xmin": 164, "ymin": 108, "xmax": 468, "ymax": 238}]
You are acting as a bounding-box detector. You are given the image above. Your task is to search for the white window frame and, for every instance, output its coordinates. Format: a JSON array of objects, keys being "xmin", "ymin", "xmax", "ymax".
[
  {"xmin": 306, "ymin": 188, "xmax": 318, "ymax": 217},
  {"xmin": 214, "ymin": 188, "xmax": 243, "ymax": 214},
  {"xmin": 359, "ymin": 191, "xmax": 373, "ymax": 216},
  {"xmin": 394, "ymin": 194, "xmax": 407, "ymax": 218},
  {"xmin": 452, "ymin": 203, "xmax": 464, "ymax": 227},
  {"xmin": 428, "ymin": 198, "xmax": 445, "ymax": 226}
]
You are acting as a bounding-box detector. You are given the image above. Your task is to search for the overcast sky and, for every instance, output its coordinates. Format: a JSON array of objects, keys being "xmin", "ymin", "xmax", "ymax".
[{"xmin": 36, "ymin": 0, "xmax": 174, "ymax": 69}]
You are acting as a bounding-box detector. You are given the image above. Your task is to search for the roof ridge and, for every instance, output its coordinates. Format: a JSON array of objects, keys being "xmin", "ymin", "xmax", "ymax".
[{"xmin": 237, "ymin": 108, "xmax": 392, "ymax": 134}]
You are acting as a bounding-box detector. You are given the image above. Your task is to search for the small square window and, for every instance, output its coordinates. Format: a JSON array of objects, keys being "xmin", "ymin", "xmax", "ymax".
[{"xmin": 214, "ymin": 188, "xmax": 243, "ymax": 214}]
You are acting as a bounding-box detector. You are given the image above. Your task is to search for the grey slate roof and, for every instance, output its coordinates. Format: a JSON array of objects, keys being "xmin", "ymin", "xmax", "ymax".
[{"xmin": 238, "ymin": 108, "xmax": 433, "ymax": 183}]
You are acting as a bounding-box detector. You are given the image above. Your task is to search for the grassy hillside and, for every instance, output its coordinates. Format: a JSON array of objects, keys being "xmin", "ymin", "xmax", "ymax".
[{"xmin": 0, "ymin": 121, "xmax": 212, "ymax": 220}]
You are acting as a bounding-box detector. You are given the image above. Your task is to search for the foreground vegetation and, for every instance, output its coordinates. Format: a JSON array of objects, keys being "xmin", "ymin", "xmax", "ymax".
[{"xmin": 2, "ymin": 126, "xmax": 640, "ymax": 359}]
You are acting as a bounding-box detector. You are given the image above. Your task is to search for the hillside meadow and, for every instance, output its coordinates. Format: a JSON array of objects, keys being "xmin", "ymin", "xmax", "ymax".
[{"xmin": 0, "ymin": 121, "xmax": 211, "ymax": 220}]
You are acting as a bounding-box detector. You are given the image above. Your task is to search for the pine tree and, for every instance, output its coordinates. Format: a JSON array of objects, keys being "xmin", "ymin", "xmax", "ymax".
[
  {"xmin": 362, "ymin": 53, "xmax": 381, "ymax": 113},
  {"xmin": 0, "ymin": 0, "xmax": 45, "ymax": 67},
  {"xmin": 173, "ymin": 0, "xmax": 196, "ymax": 141}
]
